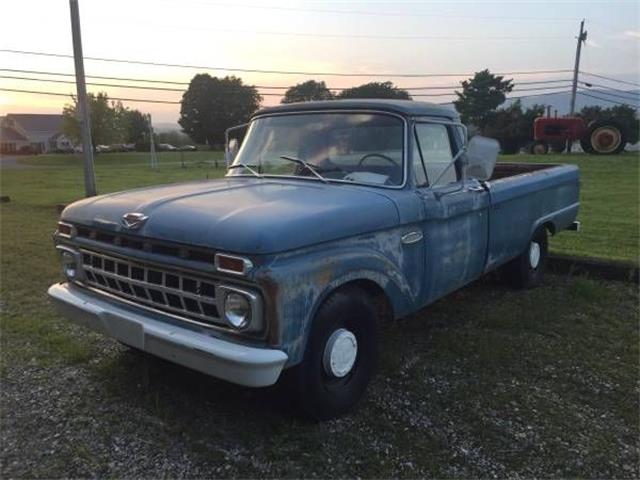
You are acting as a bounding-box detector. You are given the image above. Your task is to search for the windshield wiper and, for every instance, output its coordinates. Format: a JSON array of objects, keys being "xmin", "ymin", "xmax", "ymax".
[
  {"xmin": 227, "ymin": 163, "xmax": 262, "ymax": 178},
  {"xmin": 279, "ymin": 155, "xmax": 328, "ymax": 183}
]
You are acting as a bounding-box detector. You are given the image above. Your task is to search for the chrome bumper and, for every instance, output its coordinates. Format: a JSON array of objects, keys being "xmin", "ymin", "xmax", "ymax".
[{"xmin": 47, "ymin": 282, "xmax": 288, "ymax": 387}]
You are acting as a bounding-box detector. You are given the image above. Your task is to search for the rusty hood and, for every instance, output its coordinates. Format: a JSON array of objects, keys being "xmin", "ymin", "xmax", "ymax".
[{"xmin": 61, "ymin": 177, "xmax": 400, "ymax": 254}]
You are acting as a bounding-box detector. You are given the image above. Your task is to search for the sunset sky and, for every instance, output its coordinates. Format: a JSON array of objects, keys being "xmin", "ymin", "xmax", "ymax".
[{"xmin": 1, "ymin": 0, "xmax": 638, "ymax": 125}]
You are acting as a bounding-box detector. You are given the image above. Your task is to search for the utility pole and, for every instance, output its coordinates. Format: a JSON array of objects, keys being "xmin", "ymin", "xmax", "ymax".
[
  {"xmin": 148, "ymin": 114, "xmax": 158, "ymax": 169},
  {"xmin": 69, "ymin": 0, "xmax": 96, "ymax": 197},
  {"xmin": 569, "ymin": 19, "xmax": 588, "ymax": 116}
]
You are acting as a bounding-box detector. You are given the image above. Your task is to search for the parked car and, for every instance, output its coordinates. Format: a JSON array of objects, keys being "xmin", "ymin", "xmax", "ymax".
[
  {"xmin": 178, "ymin": 145, "xmax": 197, "ymax": 151},
  {"xmin": 95, "ymin": 145, "xmax": 111, "ymax": 153},
  {"xmin": 158, "ymin": 143, "xmax": 177, "ymax": 151},
  {"xmin": 48, "ymin": 100, "xmax": 580, "ymax": 419}
]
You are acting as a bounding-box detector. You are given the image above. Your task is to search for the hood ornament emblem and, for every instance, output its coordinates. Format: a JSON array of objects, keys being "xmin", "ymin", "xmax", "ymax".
[{"xmin": 122, "ymin": 212, "xmax": 148, "ymax": 230}]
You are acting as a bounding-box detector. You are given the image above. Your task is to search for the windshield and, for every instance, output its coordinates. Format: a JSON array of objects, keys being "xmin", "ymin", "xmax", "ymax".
[{"xmin": 227, "ymin": 112, "xmax": 405, "ymax": 186}]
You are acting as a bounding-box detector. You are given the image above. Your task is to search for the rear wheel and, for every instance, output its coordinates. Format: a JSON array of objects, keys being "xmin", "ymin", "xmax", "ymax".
[
  {"xmin": 529, "ymin": 141, "xmax": 549, "ymax": 155},
  {"xmin": 288, "ymin": 285, "xmax": 378, "ymax": 420},
  {"xmin": 503, "ymin": 227, "xmax": 548, "ymax": 289},
  {"xmin": 583, "ymin": 120, "xmax": 627, "ymax": 155}
]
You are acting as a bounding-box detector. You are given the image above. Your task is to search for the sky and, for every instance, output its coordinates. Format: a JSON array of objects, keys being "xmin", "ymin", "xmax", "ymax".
[{"xmin": 1, "ymin": 0, "xmax": 638, "ymax": 126}]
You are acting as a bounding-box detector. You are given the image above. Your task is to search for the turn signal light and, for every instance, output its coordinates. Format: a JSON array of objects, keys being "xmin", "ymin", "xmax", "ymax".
[{"xmin": 215, "ymin": 254, "xmax": 253, "ymax": 275}]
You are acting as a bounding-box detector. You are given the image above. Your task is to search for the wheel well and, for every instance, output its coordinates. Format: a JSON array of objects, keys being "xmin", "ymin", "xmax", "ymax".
[
  {"xmin": 542, "ymin": 221, "xmax": 556, "ymax": 236},
  {"xmin": 338, "ymin": 279, "xmax": 394, "ymax": 323}
]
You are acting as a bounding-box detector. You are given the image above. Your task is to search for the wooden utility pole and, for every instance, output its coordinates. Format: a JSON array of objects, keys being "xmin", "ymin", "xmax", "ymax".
[
  {"xmin": 69, "ymin": 0, "xmax": 96, "ymax": 196},
  {"xmin": 569, "ymin": 19, "xmax": 588, "ymax": 116}
]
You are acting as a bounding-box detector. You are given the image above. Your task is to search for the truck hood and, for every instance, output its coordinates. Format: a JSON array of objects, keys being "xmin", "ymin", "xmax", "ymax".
[{"xmin": 61, "ymin": 178, "xmax": 400, "ymax": 254}]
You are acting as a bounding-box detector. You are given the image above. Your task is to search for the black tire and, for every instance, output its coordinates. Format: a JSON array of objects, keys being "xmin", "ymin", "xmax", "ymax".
[
  {"xmin": 583, "ymin": 120, "xmax": 627, "ymax": 155},
  {"xmin": 503, "ymin": 227, "xmax": 548, "ymax": 289},
  {"xmin": 288, "ymin": 285, "xmax": 379, "ymax": 420},
  {"xmin": 529, "ymin": 140, "xmax": 549, "ymax": 155}
]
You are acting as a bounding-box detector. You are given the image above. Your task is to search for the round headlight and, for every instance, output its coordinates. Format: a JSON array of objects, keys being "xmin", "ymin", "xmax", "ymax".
[
  {"xmin": 224, "ymin": 292, "xmax": 251, "ymax": 329},
  {"xmin": 61, "ymin": 251, "xmax": 77, "ymax": 280}
]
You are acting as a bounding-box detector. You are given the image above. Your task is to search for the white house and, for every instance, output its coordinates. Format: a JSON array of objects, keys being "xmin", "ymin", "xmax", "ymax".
[{"xmin": 0, "ymin": 114, "xmax": 74, "ymax": 153}]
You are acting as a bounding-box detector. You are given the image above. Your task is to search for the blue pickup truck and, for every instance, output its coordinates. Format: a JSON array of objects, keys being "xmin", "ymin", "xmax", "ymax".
[{"xmin": 48, "ymin": 100, "xmax": 580, "ymax": 419}]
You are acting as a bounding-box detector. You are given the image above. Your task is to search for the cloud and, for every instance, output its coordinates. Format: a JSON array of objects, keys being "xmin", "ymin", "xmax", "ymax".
[
  {"xmin": 585, "ymin": 39, "xmax": 600, "ymax": 48},
  {"xmin": 623, "ymin": 30, "xmax": 640, "ymax": 38}
]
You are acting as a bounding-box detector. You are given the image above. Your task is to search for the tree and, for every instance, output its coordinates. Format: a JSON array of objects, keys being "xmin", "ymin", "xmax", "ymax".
[
  {"xmin": 124, "ymin": 109, "xmax": 150, "ymax": 147},
  {"xmin": 454, "ymin": 69, "xmax": 514, "ymax": 131},
  {"xmin": 179, "ymin": 74, "xmax": 262, "ymax": 148},
  {"xmin": 62, "ymin": 92, "xmax": 127, "ymax": 148},
  {"xmin": 578, "ymin": 104, "xmax": 639, "ymax": 144},
  {"xmin": 483, "ymin": 101, "xmax": 545, "ymax": 154},
  {"xmin": 281, "ymin": 80, "xmax": 334, "ymax": 103},
  {"xmin": 337, "ymin": 81, "xmax": 411, "ymax": 100}
]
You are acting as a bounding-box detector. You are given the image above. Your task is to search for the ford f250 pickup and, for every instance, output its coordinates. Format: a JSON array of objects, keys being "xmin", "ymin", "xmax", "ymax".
[{"xmin": 48, "ymin": 100, "xmax": 580, "ymax": 419}]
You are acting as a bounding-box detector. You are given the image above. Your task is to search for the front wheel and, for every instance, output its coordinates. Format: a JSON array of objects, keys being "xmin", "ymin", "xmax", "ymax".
[
  {"xmin": 503, "ymin": 227, "xmax": 548, "ymax": 289},
  {"xmin": 529, "ymin": 140, "xmax": 549, "ymax": 155},
  {"xmin": 288, "ymin": 285, "xmax": 379, "ymax": 420}
]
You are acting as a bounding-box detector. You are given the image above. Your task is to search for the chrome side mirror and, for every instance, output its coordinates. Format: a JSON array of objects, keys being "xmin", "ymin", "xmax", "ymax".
[
  {"xmin": 463, "ymin": 136, "xmax": 499, "ymax": 181},
  {"xmin": 225, "ymin": 138, "xmax": 239, "ymax": 165}
]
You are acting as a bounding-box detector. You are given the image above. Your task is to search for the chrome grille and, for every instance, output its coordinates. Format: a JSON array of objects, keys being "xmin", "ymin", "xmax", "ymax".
[{"xmin": 80, "ymin": 249, "xmax": 224, "ymax": 326}]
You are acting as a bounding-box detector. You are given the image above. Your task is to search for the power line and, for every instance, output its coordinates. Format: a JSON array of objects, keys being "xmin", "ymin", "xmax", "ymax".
[
  {"xmin": 0, "ymin": 72, "xmax": 574, "ymax": 96},
  {"xmin": 169, "ymin": 0, "xmax": 577, "ymax": 21},
  {"xmin": 0, "ymin": 68, "xmax": 574, "ymax": 90},
  {"xmin": 0, "ymin": 75, "xmax": 283, "ymax": 96},
  {"xmin": 439, "ymin": 89, "xmax": 573, "ymax": 105},
  {"xmin": 577, "ymin": 87, "xmax": 639, "ymax": 102},
  {"xmin": 0, "ymin": 48, "xmax": 573, "ymax": 78},
  {"xmin": 0, "ymin": 87, "xmax": 181, "ymax": 104},
  {"xmin": 577, "ymin": 90, "xmax": 639, "ymax": 107},
  {"xmin": 579, "ymin": 80, "xmax": 640, "ymax": 97},
  {"xmin": 580, "ymin": 71, "xmax": 640, "ymax": 88}
]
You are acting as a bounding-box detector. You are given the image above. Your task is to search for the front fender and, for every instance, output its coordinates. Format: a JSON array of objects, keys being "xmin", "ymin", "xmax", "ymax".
[{"xmin": 254, "ymin": 231, "xmax": 421, "ymax": 365}]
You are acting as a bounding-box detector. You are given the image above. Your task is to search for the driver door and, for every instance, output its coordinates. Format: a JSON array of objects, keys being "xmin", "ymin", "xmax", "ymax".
[{"xmin": 413, "ymin": 122, "xmax": 490, "ymax": 303}]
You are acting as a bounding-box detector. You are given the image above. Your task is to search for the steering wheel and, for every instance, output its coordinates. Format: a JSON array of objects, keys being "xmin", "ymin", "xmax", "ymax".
[{"xmin": 357, "ymin": 153, "xmax": 398, "ymax": 167}]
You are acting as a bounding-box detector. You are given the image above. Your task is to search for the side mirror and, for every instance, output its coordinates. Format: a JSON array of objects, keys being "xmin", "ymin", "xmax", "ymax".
[
  {"xmin": 225, "ymin": 138, "xmax": 239, "ymax": 165},
  {"xmin": 463, "ymin": 136, "xmax": 499, "ymax": 181}
]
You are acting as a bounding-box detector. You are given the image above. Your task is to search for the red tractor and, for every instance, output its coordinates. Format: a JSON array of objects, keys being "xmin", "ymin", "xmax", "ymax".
[{"xmin": 531, "ymin": 114, "xmax": 627, "ymax": 155}]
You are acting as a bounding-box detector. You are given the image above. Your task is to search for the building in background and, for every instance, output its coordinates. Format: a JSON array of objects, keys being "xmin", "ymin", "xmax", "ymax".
[{"xmin": 0, "ymin": 114, "xmax": 73, "ymax": 154}]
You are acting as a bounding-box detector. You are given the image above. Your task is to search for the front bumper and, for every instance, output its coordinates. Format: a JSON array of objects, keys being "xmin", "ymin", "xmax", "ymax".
[{"xmin": 47, "ymin": 282, "xmax": 288, "ymax": 387}]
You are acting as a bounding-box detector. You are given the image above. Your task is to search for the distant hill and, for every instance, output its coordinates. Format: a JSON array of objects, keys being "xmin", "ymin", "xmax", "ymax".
[{"xmin": 153, "ymin": 122, "xmax": 181, "ymax": 133}]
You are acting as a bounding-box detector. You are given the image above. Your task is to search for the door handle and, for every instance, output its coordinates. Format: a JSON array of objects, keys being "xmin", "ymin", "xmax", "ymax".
[{"xmin": 466, "ymin": 185, "xmax": 485, "ymax": 192}]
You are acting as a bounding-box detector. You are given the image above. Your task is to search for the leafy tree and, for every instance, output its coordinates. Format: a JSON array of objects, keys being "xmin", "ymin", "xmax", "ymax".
[
  {"xmin": 483, "ymin": 101, "xmax": 545, "ymax": 154},
  {"xmin": 179, "ymin": 74, "xmax": 262, "ymax": 148},
  {"xmin": 124, "ymin": 109, "xmax": 150, "ymax": 146},
  {"xmin": 281, "ymin": 80, "xmax": 334, "ymax": 103},
  {"xmin": 62, "ymin": 92, "xmax": 127, "ymax": 148},
  {"xmin": 337, "ymin": 81, "xmax": 411, "ymax": 100},
  {"xmin": 454, "ymin": 69, "xmax": 514, "ymax": 131},
  {"xmin": 578, "ymin": 104, "xmax": 639, "ymax": 144}
]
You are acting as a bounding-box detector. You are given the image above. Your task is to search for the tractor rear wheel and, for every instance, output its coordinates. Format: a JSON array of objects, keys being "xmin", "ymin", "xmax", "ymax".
[{"xmin": 582, "ymin": 120, "xmax": 627, "ymax": 155}]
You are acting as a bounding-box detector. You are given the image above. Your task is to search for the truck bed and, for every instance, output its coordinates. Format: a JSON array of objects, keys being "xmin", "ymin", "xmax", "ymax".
[
  {"xmin": 490, "ymin": 162, "xmax": 559, "ymax": 181},
  {"xmin": 484, "ymin": 162, "xmax": 580, "ymax": 271}
]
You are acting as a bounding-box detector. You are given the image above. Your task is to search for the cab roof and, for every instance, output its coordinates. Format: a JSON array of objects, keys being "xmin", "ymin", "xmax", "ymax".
[{"xmin": 254, "ymin": 99, "xmax": 459, "ymax": 120}]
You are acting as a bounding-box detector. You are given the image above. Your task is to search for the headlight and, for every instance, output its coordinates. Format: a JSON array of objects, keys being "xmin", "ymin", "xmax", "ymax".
[
  {"xmin": 224, "ymin": 292, "xmax": 251, "ymax": 329},
  {"xmin": 61, "ymin": 251, "xmax": 77, "ymax": 280}
]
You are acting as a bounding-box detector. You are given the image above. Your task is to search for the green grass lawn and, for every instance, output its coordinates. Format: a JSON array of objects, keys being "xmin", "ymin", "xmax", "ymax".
[
  {"xmin": 0, "ymin": 151, "xmax": 638, "ymax": 477},
  {"xmin": 507, "ymin": 152, "xmax": 639, "ymax": 264}
]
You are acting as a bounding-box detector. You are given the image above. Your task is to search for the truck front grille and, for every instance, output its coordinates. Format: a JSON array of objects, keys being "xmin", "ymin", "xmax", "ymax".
[{"xmin": 80, "ymin": 249, "xmax": 224, "ymax": 327}]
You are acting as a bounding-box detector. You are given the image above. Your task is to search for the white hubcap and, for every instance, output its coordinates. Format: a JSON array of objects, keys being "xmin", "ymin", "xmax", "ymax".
[
  {"xmin": 529, "ymin": 241, "xmax": 541, "ymax": 269},
  {"xmin": 323, "ymin": 328, "xmax": 358, "ymax": 378}
]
